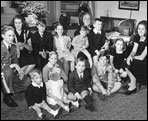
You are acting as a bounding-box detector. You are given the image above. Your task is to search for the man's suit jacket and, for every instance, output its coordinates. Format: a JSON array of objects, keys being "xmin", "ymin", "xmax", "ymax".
[{"xmin": 68, "ymin": 69, "xmax": 92, "ymax": 94}]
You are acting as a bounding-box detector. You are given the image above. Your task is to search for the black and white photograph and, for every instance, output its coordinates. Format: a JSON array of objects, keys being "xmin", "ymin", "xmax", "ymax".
[
  {"xmin": 1, "ymin": 1, "xmax": 147, "ymax": 120},
  {"xmin": 119, "ymin": 1, "xmax": 140, "ymax": 11}
]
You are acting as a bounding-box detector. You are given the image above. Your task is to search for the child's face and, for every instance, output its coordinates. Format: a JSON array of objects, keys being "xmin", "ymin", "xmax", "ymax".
[
  {"xmin": 76, "ymin": 61, "xmax": 85, "ymax": 73},
  {"xmin": 83, "ymin": 14, "xmax": 91, "ymax": 26},
  {"xmin": 138, "ymin": 24, "xmax": 147, "ymax": 37},
  {"xmin": 2, "ymin": 30, "xmax": 15, "ymax": 44},
  {"xmin": 115, "ymin": 40, "xmax": 124, "ymax": 51},
  {"xmin": 32, "ymin": 72, "xmax": 42, "ymax": 85},
  {"xmin": 93, "ymin": 21, "xmax": 102, "ymax": 31},
  {"xmin": 48, "ymin": 54, "xmax": 58, "ymax": 65},
  {"xmin": 80, "ymin": 30, "xmax": 87, "ymax": 37},
  {"xmin": 14, "ymin": 18, "xmax": 23, "ymax": 30},
  {"xmin": 55, "ymin": 25, "xmax": 63, "ymax": 36},
  {"xmin": 37, "ymin": 24, "xmax": 46, "ymax": 34},
  {"xmin": 99, "ymin": 56, "xmax": 108, "ymax": 66}
]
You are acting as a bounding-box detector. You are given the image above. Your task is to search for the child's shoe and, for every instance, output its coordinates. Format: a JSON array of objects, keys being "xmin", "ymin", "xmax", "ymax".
[
  {"xmin": 72, "ymin": 100, "xmax": 80, "ymax": 108},
  {"xmin": 54, "ymin": 108, "xmax": 63, "ymax": 119},
  {"xmin": 85, "ymin": 104, "xmax": 95, "ymax": 112},
  {"xmin": 41, "ymin": 113, "xmax": 49, "ymax": 120},
  {"xmin": 64, "ymin": 105, "xmax": 70, "ymax": 112},
  {"xmin": 52, "ymin": 108, "xmax": 60, "ymax": 117}
]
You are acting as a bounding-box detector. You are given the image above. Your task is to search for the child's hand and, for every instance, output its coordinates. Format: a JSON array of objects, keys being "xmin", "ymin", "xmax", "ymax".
[
  {"xmin": 18, "ymin": 42, "xmax": 24, "ymax": 50},
  {"xmin": 102, "ymin": 88, "xmax": 108, "ymax": 95},
  {"xmin": 115, "ymin": 69, "xmax": 119, "ymax": 74},
  {"xmin": 42, "ymin": 51, "xmax": 46, "ymax": 59},
  {"xmin": 107, "ymin": 88, "xmax": 111, "ymax": 96},
  {"xmin": 88, "ymin": 87, "xmax": 93, "ymax": 95},
  {"xmin": 39, "ymin": 51, "xmax": 46, "ymax": 59},
  {"xmin": 119, "ymin": 68, "xmax": 124, "ymax": 73},
  {"xmin": 18, "ymin": 70, "xmax": 24, "ymax": 80}
]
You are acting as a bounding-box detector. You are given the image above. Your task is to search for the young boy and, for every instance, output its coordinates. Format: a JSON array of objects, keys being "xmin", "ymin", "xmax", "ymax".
[
  {"xmin": 25, "ymin": 69, "xmax": 60, "ymax": 119},
  {"xmin": 72, "ymin": 25, "xmax": 92, "ymax": 68},
  {"xmin": 88, "ymin": 18, "xmax": 109, "ymax": 64},
  {"xmin": 68, "ymin": 57, "xmax": 94, "ymax": 111},
  {"xmin": 1, "ymin": 25, "xmax": 30, "ymax": 107},
  {"xmin": 92, "ymin": 51, "xmax": 122, "ymax": 100},
  {"xmin": 32, "ymin": 18, "xmax": 54, "ymax": 70}
]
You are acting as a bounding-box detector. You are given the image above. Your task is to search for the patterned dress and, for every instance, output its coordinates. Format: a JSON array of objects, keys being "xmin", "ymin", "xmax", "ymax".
[
  {"xmin": 54, "ymin": 35, "xmax": 75, "ymax": 62},
  {"xmin": 92, "ymin": 61, "xmax": 115, "ymax": 89}
]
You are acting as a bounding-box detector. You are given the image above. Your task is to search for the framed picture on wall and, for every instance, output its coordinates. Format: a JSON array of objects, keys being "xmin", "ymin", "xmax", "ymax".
[{"xmin": 119, "ymin": 1, "xmax": 140, "ymax": 11}]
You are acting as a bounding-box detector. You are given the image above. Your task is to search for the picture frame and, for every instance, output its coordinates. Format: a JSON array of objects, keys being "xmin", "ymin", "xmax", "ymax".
[{"xmin": 119, "ymin": 1, "xmax": 140, "ymax": 11}]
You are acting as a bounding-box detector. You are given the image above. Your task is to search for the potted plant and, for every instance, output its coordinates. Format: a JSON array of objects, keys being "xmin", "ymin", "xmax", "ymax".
[{"xmin": 15, "ymin": 1, "xmax": 49, "ymax": 27}]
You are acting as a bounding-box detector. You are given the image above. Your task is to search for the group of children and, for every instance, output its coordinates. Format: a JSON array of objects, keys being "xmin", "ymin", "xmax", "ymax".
[{"xmin": 1, "ymin": 13, "xmax": 147, "ymax": 120}]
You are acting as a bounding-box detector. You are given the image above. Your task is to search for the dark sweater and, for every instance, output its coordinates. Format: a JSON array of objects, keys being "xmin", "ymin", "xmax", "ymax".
[
  {"xmin": 25, "ymin": 82, "xmax": 46, "ymax": 107},
  {"xmin": 88, "ymin": 29, "xmax": 106, "ymax": 56}
]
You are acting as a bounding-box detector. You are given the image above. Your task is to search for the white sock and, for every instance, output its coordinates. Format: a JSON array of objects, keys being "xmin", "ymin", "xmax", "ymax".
[
  {"xmin": 64, "ymin": 105, "xmax": 69, "ymax": 112},
  {"xmin": 72, "ymin": 101, "xmax": 79, "ymax": 108},
  {"xmin": 51, "ymin": 108, "xmax": 59, "ymax": 117},
  {"xmin": 38, "ymin": 113, "xmax": 43, "ymax": 119}
]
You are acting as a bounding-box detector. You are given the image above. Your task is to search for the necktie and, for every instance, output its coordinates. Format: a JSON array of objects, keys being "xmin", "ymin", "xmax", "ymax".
[
  {"xmin": 80, "ymin": 74, "xmax": 83, "ymax": 80},
  {"xmin": 8, "ymin": 46, "xmax": 11, "ymax": 52}
]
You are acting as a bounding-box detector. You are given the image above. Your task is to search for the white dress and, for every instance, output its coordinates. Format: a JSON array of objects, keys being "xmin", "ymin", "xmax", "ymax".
[
  {"xmin": 46, "ymin": 79, "xmax": 65, "ymax": 105},
  {"xmin": 45, "ymin": 64, "xmax": 67, "ymax": 105}
]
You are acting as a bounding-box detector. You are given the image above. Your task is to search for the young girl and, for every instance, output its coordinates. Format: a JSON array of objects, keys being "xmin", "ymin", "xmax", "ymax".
[
  {"xmin": 53, "ymin": 23, "xmax": 75, "ymax": 76},
  {"xmin": 11, "ymin": 15, "xmax": 36, "ymax": 75},
  {"xmin": 110, "ymin": 38, "xmax": 128, "ymax": 81},
  {"xmin": 125, "ymin": 20, "xmax": 147, "ymax": 95},
  {"xmin": 72, "ymin": 25, "xmax": 92, "ymax": 68},
  {"xmin": 25, "ymin": 69, "xmax": 60, "ymax": 119},
  {"xmin": 92, "ymin": 51, "xmax": 122, "ymax": 98},
  {"xmin": 42, "ymin": 51, "xmax": 79, "ymax": 113}
]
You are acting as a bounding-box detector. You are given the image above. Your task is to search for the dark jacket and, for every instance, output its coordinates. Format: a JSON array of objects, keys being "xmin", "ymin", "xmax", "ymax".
[
  {"xmin": 68, "ymin": 69, "xmax": 92, "ymax": 94},
  {"xmin": 88, "ymin": 29, "xmax": 106, "ymax": 56},
  {"xmin": 32, "ymin": 31, "xmax": 53, "ymax": 57}
]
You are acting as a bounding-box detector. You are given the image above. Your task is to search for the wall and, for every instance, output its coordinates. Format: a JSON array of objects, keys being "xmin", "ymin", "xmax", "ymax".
[
  {"xmin": 1, "ymin": 1, "xmax": 57, "ymax": 26},
  {"xmin": 95, "ymin": 1, "xmax": 147, "ymax": 24}
]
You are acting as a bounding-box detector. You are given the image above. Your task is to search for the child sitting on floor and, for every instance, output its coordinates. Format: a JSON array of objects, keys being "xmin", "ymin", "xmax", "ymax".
[
  {"xmin": 25, "ymin": 69, "xmax": 60, "ymax": 119},
  {"xmin": 92, "ymin": 51, "xmax": 122, "ymax": 99},
  {"xmin": 110, "ymin": 38, "xmax": 128, "ymax": 82},
  {"xmin": 68, "ymin": 57, "xmax": 94, "ymax": 111},
  {"xmin": 42, "ymin": 51, "xmax": 79, "ymax": 113}
]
